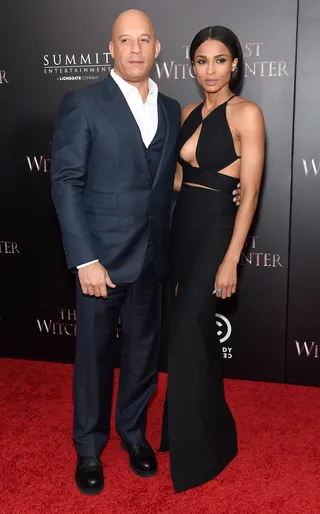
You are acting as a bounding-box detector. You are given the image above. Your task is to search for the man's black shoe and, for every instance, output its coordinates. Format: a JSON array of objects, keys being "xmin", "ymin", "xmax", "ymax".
[
  {"xmin": 121, "ymin": 440, "xmax": 158, "ymax": 478},
  {"xmin": 75, "ymin": 456, "xmax": 104, "ymax": 495}
]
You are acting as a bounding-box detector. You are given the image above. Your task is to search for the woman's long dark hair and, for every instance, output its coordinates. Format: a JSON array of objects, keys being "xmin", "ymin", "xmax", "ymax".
[{"xmin": 190, "ymin": 26, "xmax": 243, "ymax": 91}]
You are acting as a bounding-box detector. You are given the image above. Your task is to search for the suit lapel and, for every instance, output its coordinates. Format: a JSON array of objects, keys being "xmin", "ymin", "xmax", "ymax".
[
  {"xmin": 153, "ymin": 94, "xmax": 176, "ymax": 187},
  {"xmin": 97, "ymin": 75, "xmax": 150, "ymax": 182}
]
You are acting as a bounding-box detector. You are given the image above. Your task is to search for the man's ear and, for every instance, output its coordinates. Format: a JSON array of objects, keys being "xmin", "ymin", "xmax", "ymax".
[
  {"xmin": 155, "ymin": 40, "xmax": 161, "ymax": 59},
  {"xmin": 109, "ymin": 41, "xmax": 114, "ymax": 59}
]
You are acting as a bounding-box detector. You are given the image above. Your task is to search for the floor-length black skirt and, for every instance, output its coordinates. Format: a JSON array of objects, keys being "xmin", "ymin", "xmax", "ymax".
[{"xmin": 159, "ymin": 184, "xmax": 238, "ymax": 493}]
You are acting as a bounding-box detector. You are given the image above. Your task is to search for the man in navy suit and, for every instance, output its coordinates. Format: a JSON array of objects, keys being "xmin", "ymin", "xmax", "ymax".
[{"xmin": 51, "ymin": 9, "xmax": 181, "ymax": 495}]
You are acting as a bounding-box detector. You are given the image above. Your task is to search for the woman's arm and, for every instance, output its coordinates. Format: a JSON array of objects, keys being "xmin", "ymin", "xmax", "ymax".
[{"xmin": 214, "ymin": 102, "xmax": 265, "ymax": 298}]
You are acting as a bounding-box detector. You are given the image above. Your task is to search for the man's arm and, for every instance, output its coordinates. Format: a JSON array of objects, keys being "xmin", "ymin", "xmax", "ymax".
[
  {"xmin": 51, "ymin": 93, "xmax": 116, "ymax": 297},
  {"xmin": 51, "ymin": 92, "xmax": 97, "ymax": 270}
]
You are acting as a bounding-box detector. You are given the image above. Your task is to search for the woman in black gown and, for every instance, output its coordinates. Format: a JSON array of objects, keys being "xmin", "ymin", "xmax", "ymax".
[{"xmin": 159, "ymin": 26, "xmax": 265, "ymax": 492}]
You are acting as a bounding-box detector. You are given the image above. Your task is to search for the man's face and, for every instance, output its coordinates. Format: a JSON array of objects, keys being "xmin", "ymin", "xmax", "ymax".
[{"xmin": 109, "ymin": 11, "xmax": 160, "ymax": 83}]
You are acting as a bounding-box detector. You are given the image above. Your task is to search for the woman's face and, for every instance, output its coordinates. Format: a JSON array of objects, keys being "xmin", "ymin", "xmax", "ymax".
[{"xmin": 193, "ymin": 38, "xmax": 238, "ymax": 94}]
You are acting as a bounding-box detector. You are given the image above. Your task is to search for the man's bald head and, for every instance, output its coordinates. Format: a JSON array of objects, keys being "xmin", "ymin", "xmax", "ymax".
[
  {"xmin": 111, "ymin": 10, "xmax": 156, "ymax": 41},
  {"xmin": 109, "ymin": 10, "xmax": 160, "ymax": 85}
]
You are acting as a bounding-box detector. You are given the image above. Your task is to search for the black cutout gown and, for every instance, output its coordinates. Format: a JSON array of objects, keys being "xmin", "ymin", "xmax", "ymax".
[{"xmin": 159, "ymin": 97, "xmax": 239, "ymax": 493}]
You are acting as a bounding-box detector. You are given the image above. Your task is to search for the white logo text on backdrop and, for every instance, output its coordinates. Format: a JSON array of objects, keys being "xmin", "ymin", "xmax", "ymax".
[
  {"xmin": 295, "ymin": 340, "xmax": 319, "ymax": 359},
  {"xmin": 216, "ymin": 314, "xmax": 233, "ymax": 359},
  {"xmin": 240, "ymin": 236, "xmax": 283, "ymax": 268},
  {"xmin": 43, "ymin": 53, "xmax": 112, "ymax": 81},
  {"xmin": 0, "ymin": 241, "xmax": 20, "ymax": 254},
  {"xmin": 0, "ymin": 70, "xmax": 9, "ymax": 84},
  {"xmin": 37, "ymin": 309, "xmax": 76, "ymax": 336},
  {"xmin": 156, "ymin": 42, "xmax": 289, "ymax": 80},
  {"xmin": 302, "ymin": 159, "xmax": 320, "ymax": 176}
]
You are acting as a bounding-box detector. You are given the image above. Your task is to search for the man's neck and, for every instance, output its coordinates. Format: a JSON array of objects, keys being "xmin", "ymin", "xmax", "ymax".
[{"xmin": 113, "ymin": 69, "xmax": 150, "ymax": 103}]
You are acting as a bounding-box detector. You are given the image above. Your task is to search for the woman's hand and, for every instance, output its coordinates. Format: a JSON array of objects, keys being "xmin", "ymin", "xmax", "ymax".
[{"xmin": 213, "ymin": 260, "xmax": 237, "ymax": 299}]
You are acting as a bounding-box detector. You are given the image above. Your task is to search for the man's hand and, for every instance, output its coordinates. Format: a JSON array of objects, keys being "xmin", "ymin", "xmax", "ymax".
[
  {"xmin": 232, "ymin": 182, "xmax": 241, "ymax": 206},
  {"xmin": 78, "ymin": 262, "xmax": 116, "ymax": 298}
]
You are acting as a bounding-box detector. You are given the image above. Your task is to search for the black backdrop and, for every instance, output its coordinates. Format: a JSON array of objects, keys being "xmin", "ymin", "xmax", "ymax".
[{"xmin": 0, "ymin": 0, "xmax": 319, "ymax": 387}]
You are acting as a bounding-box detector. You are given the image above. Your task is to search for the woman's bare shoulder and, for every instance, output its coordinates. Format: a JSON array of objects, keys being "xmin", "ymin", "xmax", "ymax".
[{"xmin": 229, "ymin": 96, "xmax": 263, "ymax": 117}]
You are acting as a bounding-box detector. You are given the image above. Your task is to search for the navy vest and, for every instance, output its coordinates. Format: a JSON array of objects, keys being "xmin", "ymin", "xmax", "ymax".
[{"xmin": 144, "ymin": 102, "xmax": 167, "ymax": 182}]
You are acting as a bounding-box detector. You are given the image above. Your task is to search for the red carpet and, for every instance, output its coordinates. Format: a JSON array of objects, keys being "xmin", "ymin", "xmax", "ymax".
[{"xmin": 0, "ymin": 358, "xmax": 319, "ymax": 514}]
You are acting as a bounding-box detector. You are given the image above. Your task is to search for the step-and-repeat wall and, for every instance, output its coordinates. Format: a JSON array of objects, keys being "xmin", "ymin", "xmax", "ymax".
[{"xmin": 0, "ymin": 0, "xmax": 319, "ymax": 386}]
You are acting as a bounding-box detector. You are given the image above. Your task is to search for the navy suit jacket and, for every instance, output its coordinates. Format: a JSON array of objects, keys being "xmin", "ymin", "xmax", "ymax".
[{"xmin": 51, "ymin": 75, "xmax": 181, "ymax": 283}]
